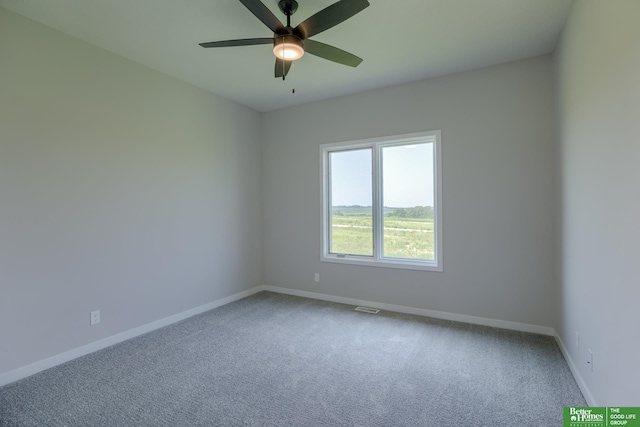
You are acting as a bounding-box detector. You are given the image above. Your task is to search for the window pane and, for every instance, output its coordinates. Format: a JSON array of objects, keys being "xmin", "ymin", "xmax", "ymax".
[
  {"xmin": 329, "ymin": 149, "xmax": 373, "ymax": 256},
  {"xmin": 382, "ymin": 143, "xmax": 435, "ymax": 260}
]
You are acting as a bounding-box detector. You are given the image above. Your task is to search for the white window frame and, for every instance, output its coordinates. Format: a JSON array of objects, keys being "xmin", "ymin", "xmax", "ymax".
[{"xmin": 320, "ymin": 130, "xmax": 443, "ymax": 272}]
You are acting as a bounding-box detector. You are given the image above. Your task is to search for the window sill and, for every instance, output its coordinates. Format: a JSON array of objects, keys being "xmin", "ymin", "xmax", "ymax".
[{"xmin": 321, "ymin": 254, "xmax": 443, "ymax": 272}]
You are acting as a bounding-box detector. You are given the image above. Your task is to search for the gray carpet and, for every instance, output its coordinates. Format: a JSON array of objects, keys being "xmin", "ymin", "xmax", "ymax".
[{"xmin": 0, "ymin": 291, "xmax": 585, "ymax": 426}]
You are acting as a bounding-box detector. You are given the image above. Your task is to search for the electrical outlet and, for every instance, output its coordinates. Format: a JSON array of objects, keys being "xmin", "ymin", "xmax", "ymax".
[
  {"xmin": 587, "ymin": 348, "xmax": 593, "ymax": 372},
  {"xmin": 314, "ymin": 273, "xmax": 320, "ymax": 283},
  {"xmin": 575, "ymin": 331, "xmax": 580, "ymax": 348},
  {"xmin": 90, "ymin": 310, "xmax": 101, "ymax": 325}
]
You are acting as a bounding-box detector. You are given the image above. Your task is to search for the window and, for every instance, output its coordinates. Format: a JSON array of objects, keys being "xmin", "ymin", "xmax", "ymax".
[{"xmin": 320, "ymin": 131, "xmax": 442, "ymax": 271}]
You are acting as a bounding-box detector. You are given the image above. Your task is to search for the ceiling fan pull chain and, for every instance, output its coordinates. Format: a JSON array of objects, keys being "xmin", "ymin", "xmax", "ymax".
[
  {"xmin": 282, "ymin": 42, "xmax": 286, "ymax": 80},
  {"xmin": 291, "ymin": 62, "xmax": 296, "ymax": 93},
  {"xmin": 282, "ymin": 42, "xmax": 289, "ymax": 81}
]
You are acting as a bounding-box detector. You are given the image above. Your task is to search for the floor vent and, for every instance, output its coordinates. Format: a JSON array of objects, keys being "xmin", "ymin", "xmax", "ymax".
[{"xmin": 354, "ymin": 306, "xmax": 380, "ymax": 314}]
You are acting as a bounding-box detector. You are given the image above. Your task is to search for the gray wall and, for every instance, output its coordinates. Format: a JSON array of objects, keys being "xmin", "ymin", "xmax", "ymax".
[
  {"xmin": 262, "ymin": 56, "xmax": 557, "ymax": 328},
  {"xmin": 555, "ymin": 0, "xmax": 640, "ymax": 405},
  {"xmin": 0, "ymin": 8, "xmax": 262, "ymax": 376}
]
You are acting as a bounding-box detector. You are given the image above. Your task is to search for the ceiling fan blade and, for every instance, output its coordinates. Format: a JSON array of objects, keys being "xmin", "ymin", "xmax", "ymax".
[
  {"xmin": 294, "ymin": 0, "xmax": 369, "ymax": 39},
  {"xmin": 304, "ymin": 39, "xmax": 363, "ymax": 67},
  {"xmin": 275, "ymin": 58, "xmax": 292, "ymax": 78},
  {"xmin": 239, "ymin": 0, "xmax": 286, "ymax": 33},
  {"xmin": 199, "ymin": 38, "xmax": 273, "ymax": 48}
]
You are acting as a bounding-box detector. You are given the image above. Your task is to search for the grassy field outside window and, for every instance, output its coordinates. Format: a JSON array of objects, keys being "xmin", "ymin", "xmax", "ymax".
[{"xmin": 331, "ymin": 206, "xmax": 434, "ymax": 260}]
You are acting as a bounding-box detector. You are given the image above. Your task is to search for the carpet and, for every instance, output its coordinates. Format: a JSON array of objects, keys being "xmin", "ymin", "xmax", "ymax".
[{"xmin": 0, "ymin": 291, "xmax": 586, "ymax": 426}]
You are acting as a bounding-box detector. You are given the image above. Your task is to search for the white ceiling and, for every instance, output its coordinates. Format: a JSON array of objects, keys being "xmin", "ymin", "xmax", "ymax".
[{"xmin": 1, "ymin": 0, "xmax": 573, "ymax": 112}]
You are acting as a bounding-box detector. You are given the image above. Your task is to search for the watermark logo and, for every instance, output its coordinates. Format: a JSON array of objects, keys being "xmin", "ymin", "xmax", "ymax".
[
  {"xmin": 564, "ymin": 407, "xmax": 640, "ymax": 427},
  {"xmin": 566, "ymin": 407, "xmax": 605, "ymax": 426}
]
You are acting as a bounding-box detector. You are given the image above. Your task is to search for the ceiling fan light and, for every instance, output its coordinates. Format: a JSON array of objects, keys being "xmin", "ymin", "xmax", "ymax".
[{"xmin": 273, "ymin": 35, "xmax": 304, "ymax": 61}]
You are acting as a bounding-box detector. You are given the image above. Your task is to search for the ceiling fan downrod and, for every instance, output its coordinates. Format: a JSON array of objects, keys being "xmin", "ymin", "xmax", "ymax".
[
  {"xmin": 278, "ymin": 0, "xmax": 298, "ymax": 27},
  {"xmin": 278, "ymin": 0, "xmax": 298, "ymax": 82}
]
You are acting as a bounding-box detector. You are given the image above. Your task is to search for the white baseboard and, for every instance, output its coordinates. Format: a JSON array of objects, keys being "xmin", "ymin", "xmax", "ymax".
[
  {"xmin": 5, "ymin": 283, "xmax": 588, "ymax": 407},
  {"xmin": 0, "ymin": 286, "xmax": 263, "ymax": 387},
  {"xmin": 554, "ymin": 331, "xmax": 597, "ymax": 406},
  {"xmin": 262, "ymin": 285, "xmax": 555, "ymax": 336}
]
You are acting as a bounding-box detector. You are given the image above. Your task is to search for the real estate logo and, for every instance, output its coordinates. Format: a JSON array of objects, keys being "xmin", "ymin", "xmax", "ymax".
[
  {"xmin": 565, "ymin": 407, "xmax": 605, "ymax": 426},
  {"xmin": 564, "ymin": 407, "xmax": 640, "ymax": 427}
]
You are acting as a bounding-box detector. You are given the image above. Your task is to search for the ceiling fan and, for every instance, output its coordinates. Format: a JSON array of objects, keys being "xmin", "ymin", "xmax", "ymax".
[{"xmin": 199, "ymin": 0, "xmax": 370, "ymax": 79}]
